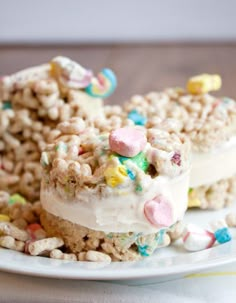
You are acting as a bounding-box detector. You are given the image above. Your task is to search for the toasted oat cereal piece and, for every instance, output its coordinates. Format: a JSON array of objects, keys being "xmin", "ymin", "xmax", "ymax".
[
  {"xmin": 85, "ymin": 250, "xmax": 111, "ymax": 262},
  {"xmin": 168, "ymin": 221, "xmax": 185, "ymax": 241},
  {"xmin": 31, "ymin": 201, "xmax": 43, "ymax": 216},
  {"xmin": 78, "ymin": 252, "xmax": 87, "ymax": 261},
  {"xmin": 0, "ymin": 191, "xmax": 9, "ymax": 207},
  {"xmin": 28, "ymin": 237, "xmax": 64, "ymax": 256},
  {"xmin": 12, "ymin": 218, "xmax": 28, "ymax": 229},
  {"xmin": 0, "ymin": 222, "xmax": 29, "ymax": 241},
  {"xmin": 0, "ymin": 235, "xmax": 25, "ymax": 252},
  {"xmin": 225, "ymin": 212, "xmax": 236, "ymax": 227},
  {"xmin": 50, "ymin": 249, "xmax": 77, "ymax": 261}
]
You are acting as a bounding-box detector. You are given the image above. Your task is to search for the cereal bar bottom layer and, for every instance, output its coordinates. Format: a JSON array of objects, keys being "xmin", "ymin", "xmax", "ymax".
[
  {"xmin": 40, "ymin": 210, "xmax": 170, "ymax": 261},
  {"xmin": 188, "ymin": 175, "xmax": 236, "ymax": 210}
]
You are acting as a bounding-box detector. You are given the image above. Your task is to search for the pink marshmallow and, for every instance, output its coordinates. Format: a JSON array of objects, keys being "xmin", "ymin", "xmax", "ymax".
[
  {"xmin": 109, "ymin": 127, "xmax": 147, "ymax": 157},
  {"xmin": 182, "ymin": 224, "xmax": 215, "ymax": 251},
  {"xmin": 144, "ymin": 195, "xmax": 173, "ymax": 228}
]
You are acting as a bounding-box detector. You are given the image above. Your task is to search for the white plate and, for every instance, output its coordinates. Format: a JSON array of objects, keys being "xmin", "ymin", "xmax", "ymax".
[{"xmin": 0, "ymin": 205, "xmax": 236, "ymax": 281}]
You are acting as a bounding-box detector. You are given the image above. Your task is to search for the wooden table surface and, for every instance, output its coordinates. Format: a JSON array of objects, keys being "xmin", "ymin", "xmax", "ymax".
[{"xmin": 1, "ymin": 44, "xmax": 236, "ymax": 104}]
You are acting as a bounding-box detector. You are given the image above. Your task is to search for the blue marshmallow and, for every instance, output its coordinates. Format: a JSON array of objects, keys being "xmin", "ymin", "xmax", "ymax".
[
  {"xmin": 214, "ymin": 227, "xmax": 232, "ymax": 244},
  {"xmin": 128, "ymin": 110, "xmax": 147, "ymax": 126}
]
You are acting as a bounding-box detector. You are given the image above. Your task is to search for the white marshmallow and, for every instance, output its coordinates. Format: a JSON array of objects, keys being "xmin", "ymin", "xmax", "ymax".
[{"xmin": 182, "ymin": 224, "xmax": 215, "ymax": 251}]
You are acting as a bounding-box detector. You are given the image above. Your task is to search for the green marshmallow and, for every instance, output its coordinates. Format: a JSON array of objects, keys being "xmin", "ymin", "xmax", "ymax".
[
  {"xmin": 9, "ymin": 194, "xmax": 26, "ymax": 205},
  {"xmin": 118, "ymin": 152, "xmax": 149, "ymax": 172}
]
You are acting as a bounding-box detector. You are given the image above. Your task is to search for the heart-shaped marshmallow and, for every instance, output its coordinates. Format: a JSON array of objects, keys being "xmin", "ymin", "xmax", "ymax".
[
  {"xmin": 109, "ymin": 127, "xmax": 147, "ymax": 157},
  {"xmin": 144, "ymin": 195, "xmax": 173, "ymax": 228}
]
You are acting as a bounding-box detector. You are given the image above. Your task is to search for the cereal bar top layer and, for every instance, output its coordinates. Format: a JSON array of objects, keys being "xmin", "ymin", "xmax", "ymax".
[
  {"xmin": 41, "ymin": 116, "xmax": 190, "ymax": 199},
  {"xmin": 124, "ymin": 88, "xmax": 236, "ymax": 152}
]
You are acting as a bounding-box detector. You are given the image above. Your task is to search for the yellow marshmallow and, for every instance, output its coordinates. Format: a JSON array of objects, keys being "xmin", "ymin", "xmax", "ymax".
[
  {"xmin": 104, "ymin": 165, "xmax": 128, "ymax": 188},
  {"xmin": 188, "ymin": 189, "xmax": 201, "ymax": 208},
  {"xmin": 188, "ymin": 197, "xmax": 201, "ymax": 208},
  {"xmin": 187, "ymin": 74, "xmax": 222, "ymax": 95},
  {"xmin": 0, "ymin": 214, "xmax": 10, "ymax": 222}
]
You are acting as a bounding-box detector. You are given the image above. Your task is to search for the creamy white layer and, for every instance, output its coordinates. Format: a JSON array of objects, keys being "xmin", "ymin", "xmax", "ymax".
[
  {"xmin": 41, "ymin": 170, "xmax": 190, "ymax": 234},
  {"xmin": 190, "ymin": 135, "xmax": 236, "ymax": 188}
]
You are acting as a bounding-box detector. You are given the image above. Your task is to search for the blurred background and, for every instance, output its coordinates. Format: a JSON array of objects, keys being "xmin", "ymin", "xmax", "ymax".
[{"xmin": 1, "ymin": 0, "xmax": 236, "ymax": 103}]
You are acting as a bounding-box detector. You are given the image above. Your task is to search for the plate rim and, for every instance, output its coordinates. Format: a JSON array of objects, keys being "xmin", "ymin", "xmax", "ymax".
[{"xmin": 0, "ymin": 241, "xmax": 236, "ymax": 281}]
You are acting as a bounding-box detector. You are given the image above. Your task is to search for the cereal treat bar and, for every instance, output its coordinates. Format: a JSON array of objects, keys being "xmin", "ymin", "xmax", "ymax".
[
  {"xmin": 40, "ymin": 117, "xmax": 190, "ymax": 261},
  {"xmin": 123, "ymin": 74, "xmax": 236, "ymax": 209},
  {"xmin": 0, "ymin": 56, "xmax": 117, "ymax": 201}
]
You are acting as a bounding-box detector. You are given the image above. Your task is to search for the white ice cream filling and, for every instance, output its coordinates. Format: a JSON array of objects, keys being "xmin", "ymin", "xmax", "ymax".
[
  {"xmin": 41, "ymin": 170, "xmax": 190, "ymax": 234},
  {"xmin": 190, "ymin": 136, "xmax": 236, "ymax": 188}
]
